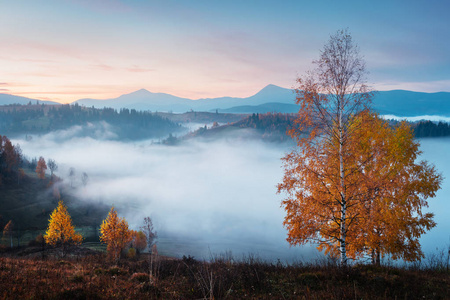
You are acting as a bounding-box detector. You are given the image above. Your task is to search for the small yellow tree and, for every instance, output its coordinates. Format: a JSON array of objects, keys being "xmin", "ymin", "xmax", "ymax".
[
  {"xmin": 44, "ymin": 201, "xmax": 83, "ymax": 256},
  {"xmin": 3, "ymin": 220, "xmax": 14, "ymax": 248},
  {"xmin": 100, "ymin": 207, "xmax": 132, "ymax": 262}
]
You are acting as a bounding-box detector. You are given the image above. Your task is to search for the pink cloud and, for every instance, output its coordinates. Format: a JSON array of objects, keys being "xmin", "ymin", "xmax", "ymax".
[
  {"xmin": 126, "ymin": 65, "xmax": 155, "ymax": 73},
  {"xmin": 91, "ymin": 64, "xmax": 115, "ymax": 71}
]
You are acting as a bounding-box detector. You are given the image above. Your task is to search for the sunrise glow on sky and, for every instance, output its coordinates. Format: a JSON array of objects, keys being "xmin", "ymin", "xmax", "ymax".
[{"xmin": 1, "ymin": 0, "xmax": 449, "ymax": 103}]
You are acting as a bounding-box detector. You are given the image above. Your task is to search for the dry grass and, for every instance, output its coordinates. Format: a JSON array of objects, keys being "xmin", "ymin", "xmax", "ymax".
[{"xmin": 0, "ymin": 250, "xmax": 449, "ymax": 299}]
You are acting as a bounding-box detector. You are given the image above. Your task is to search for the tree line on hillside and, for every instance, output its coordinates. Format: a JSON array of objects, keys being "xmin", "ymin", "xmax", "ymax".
[
  {"xmin": 0, "ymin": 103, "xmax": 182, "ymax": 140},
  {"xmin": 183, "ymin": 112, "xmax": 450, "ymax": 144},
  {"xmin": 237, "ymin": 112, "xmax": 297, "ymax": 140},
  {"xmin": 0, "ymin": 134, "xmax": 108, "ymax": 244},
  {"xmin": 412, "ymin": 120, "xmax": 450, "ymax": 137},
  {"xmin": 236, "ymin": 115, "xmax": 450, "ymax": 140},
  {"xmin": 0, "ymin": 135, "xmax": 23, "ymax": 186},
  {"xmin": 184, "ymin": 112, "xmax": 297, "ymax": 143},
  {"xmin": 0, "ymin": 134, "xmax": 66, "ymax": 187}
]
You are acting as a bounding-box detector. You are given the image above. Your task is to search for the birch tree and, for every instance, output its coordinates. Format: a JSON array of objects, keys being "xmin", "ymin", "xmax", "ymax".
[
  {"xmin": 347, "ymin": 112, "xmax": 442, "ymax": 264},
  {"xmin": 278, "ymin": 29, "xmax": 371, "ymax": 266},
  {"xmin": 47, "ymin": 159, "xmax": 58, "ymax": 181}
]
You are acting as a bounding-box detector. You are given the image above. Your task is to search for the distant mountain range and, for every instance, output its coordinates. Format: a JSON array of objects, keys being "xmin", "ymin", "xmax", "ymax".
[
  {"xmin": 0, "ymin": 94, "xmax": 58, "ymax": 106},
  {"xmin": 74, "ymin": 84, "xmax": 295, "ymax": 113},
  {"xmin": 2, "ymin": 85, "xmax": 450, "ymax": 116},
  {"xmin": 74, "ymin": 85, "xmax": 450, "ymax": 116}
]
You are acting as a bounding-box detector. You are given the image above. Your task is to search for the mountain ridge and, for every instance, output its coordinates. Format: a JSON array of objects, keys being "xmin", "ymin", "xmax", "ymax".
[
  {"xmin": 0, "ymin": 93, "xmax": 59, "ymax": 106},
  {"xmin": 74, "ymin": 85, "xmax": 450, "ymax": 116},
  {"xmin": 74, "ymin": 84, "xmax": 296, "ymax": 112},
  {"xmin": 2, "ymin": 85, "xmax": 450, "ymax": 117}
]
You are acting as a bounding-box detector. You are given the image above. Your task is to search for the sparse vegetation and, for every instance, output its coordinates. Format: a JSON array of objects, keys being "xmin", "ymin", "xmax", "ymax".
[{"xmin": 0, "ymin": 251, "xmax": 448, "ymax": 299}]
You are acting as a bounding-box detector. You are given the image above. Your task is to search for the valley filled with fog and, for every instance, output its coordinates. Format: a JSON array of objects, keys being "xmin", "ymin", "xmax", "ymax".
[{"xmin": 12, "ymin": 125, "xmax": 450, "ymax": 263}]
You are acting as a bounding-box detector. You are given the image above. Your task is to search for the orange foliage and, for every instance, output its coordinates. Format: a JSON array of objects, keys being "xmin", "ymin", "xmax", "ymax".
[
  {"xmin": 100, "ymin": 207, "xmax": 132, "ymax": 262},
  {"xmin": 3, "ymin": 220, "xmax": 14, "ymax": 248},
  {"xmin": 279, "ymin": 111, "xmax": 442, "ymax": 263},
  {"xmin": 1, "ymin": 136, "xmax": 19, "ymax": 173},
  {"xmin": 279, "ymin": 29, "xmax": 372, "ymax": 266},
  {"xmin": 44, "ymin": 201, "xmax": 83, "ymax": 253},
  {"xmin": 0, "ymin": 135, "xmax": 23, "ymax": 185},
  {"xmin": 35, "ymin": 156, "xmax": 47, "ymax": 179},
  {"xmin": 347, "ymin": 112, "xmax": 442, "ymax": 263},
  {"xmin": 130, "ymin": 230, "xmax": 147, "ymax": 253}
]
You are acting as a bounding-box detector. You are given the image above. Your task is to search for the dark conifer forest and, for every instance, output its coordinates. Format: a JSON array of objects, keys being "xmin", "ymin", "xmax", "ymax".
[{"xmin": 0, "ymin": 104, "xmax": 182, "ymax": 140}]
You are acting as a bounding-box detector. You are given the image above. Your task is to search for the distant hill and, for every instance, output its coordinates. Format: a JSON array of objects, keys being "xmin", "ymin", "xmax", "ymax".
[
  {"xmin": 0, "ymin": 94, "xmax": 58, "ymax": 106},
  {"xmin": 156, "ymin": 111, "xmax": 247, "ymax": 124},
  {"xmin": 0, "ymin": 104, "xmax": 182, "ymax": 140},
  {"xmin": 73, "ymin": 85, "xmax": 450, "ymax": 117},
  {"xmin": 371, "ymin": 90, "xmax": 450, "ymax": 116},
  {"xmin": 182, "ymin": 112, "xmax": 297, "ymax": 143},
  {"xmin": 75, "ymin": 84, "xmax": 296, "ymax": 113},
  {"xmin": 77, "ymin": 89, "xmax": 195, "ymax": 112},
  {"xmin": 218, "ymin": 102, "xmax": 299, "ymax": 114},
  {"xmin": 4, "ymin": 86, "xmax": 450, "ymax": 116},
  {"xmin": 220, "ymin": 89, "xmax": 450, "ymax": 116}
]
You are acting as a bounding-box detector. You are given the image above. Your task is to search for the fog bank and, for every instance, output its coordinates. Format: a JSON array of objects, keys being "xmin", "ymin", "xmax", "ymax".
[
  {"xmin": 381, "ymin": 114, "xmax": 450, "ymax": 123},
  {"xmin": 14, "ymin": 129, "xmax": 318, "ymax": 262},
  {"xmin": 12, "ymin": 127, "xmax": 449, "ymax": 263}
]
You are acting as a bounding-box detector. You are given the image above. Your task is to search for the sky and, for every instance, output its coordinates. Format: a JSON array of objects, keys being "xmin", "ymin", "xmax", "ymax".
[{"xmin": 1, "ymin": 0, "xmax": 449, "ymax": 103}]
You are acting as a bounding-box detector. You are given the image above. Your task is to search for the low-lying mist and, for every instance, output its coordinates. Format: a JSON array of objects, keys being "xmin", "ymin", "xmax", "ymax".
[
  {"xmin": 381, "ymin": 114, "xmax": 450, "ymax": 123},
  {"xmin": 12, "ymin": 125, "xmax": 449, "ymax": 263},
  {"xmin": 13, "ymin": 126, "xmax": 318, "ymax": 262},
  {"xmin": 415, "ymin": 138, "xmax": 450, "ymax": 255}
]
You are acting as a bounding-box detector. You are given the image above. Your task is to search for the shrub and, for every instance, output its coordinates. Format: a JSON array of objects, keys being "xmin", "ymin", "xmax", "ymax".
[
  {"xmin": 127, "ymin": 247, "xmax": 136, "ymax": 260},
  {"xmin": 70, "ymin": 273, "xmax": 84, "ymax": 283},
  {"xmin": 130, "ymin": 272, "xmax": 149, "ymax": 283}
]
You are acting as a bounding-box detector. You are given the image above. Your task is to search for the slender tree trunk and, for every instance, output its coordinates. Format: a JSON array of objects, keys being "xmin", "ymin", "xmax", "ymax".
[
  {"xmin": 339, "ymin": 101, "xmax": 348, "ymax": 267},
  {"xmin": 16, "ymin": 227, "xmax": 20, "ymax": 247},
  {"xmin": 376, "ymin": 248, "xmax": 381, "ymax": 266}
]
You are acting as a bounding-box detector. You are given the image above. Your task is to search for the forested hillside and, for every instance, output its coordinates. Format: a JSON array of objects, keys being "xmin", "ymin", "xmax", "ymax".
[
  {"xmin": 0, "ymin": 104, "xmax": 182, "ymax": 140},
  {"xmin": 184, "ymin": 114, "xmax": 450, "ymax": 142},
  {"xmin": 412, "ymin": 121, "xmax": 450, "ymax": 137},
  {"xmin": 185, "ymin": 112, "xmax": 297, "ymax": 142},
  {"xmin": 0, "ymin": 134, "xmax": 108, "ymax": 242}
]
